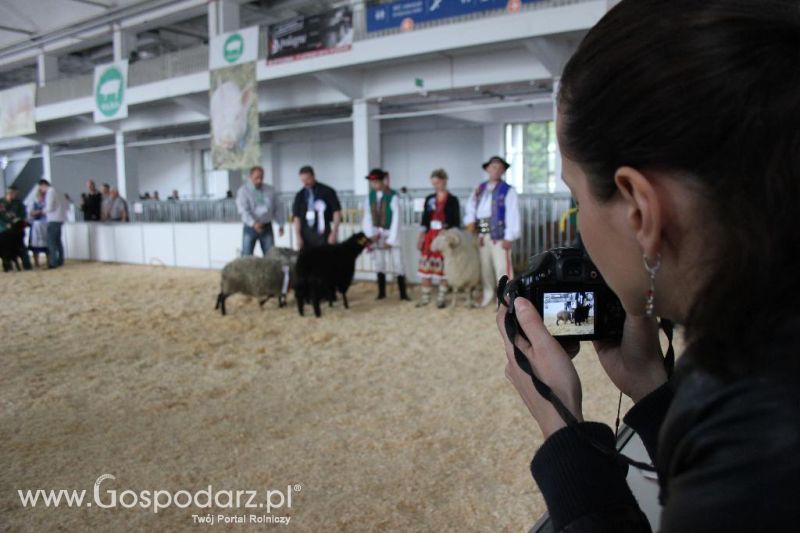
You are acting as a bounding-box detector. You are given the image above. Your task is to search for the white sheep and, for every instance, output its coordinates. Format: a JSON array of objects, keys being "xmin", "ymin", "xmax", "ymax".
[{"xmin": 430, "ymin": 228, "xmax": 481, "ymax": 308}]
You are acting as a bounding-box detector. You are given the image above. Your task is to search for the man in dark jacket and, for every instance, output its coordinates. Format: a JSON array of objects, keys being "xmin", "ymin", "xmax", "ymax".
[
  {"xmin": 291, "ymin": 165, "xmax": 342, "ymax": 249},
  {"xmin": 81, "ymin": 180, "xmax": 102, "ymax": 221}
]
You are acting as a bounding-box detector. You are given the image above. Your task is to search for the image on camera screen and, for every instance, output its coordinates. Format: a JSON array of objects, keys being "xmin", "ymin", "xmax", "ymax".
[{"xmin": 542, "ymin": 291, "xmax": 595, "ymax": 336}]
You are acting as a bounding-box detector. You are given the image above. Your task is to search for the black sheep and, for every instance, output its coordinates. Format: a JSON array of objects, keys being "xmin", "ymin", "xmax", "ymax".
[
  {"xmin": 0, "ymin": 220, "xmax": 27, "ymax": 272},
  {"xmin": 573, "ymin": 303, "xmax": 592, "ymax": 326},
  {"xmin": 295, "ymin": 232, "xmax": 370, "ymax": 317}
]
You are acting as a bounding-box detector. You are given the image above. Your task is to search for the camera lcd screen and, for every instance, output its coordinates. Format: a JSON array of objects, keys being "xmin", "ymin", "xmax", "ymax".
[{"xmin": 542, "ymin": 291, "xmax": 595, "ymax": 336}]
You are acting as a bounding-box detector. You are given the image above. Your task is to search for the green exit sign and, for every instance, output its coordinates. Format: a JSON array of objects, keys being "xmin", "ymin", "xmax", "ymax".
[{"xmin": 415, "ymin": 78, "xmax": 424, "ymax": 88}]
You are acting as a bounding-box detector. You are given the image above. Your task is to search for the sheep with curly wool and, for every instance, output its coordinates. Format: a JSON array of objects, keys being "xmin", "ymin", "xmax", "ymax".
[{"xmin": 430, "ymin": 228, "xmax": 481, "ymax": 308}]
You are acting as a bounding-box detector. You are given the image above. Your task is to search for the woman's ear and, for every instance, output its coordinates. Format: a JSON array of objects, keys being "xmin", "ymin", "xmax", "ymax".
[{"xmin": 613, "ymin": 166, "xmax": 663, "ymax": 260}]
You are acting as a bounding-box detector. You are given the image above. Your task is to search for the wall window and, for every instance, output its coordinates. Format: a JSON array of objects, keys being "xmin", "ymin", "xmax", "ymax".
[{"xmin": 504, "ymin": 122, "xmax": 558, "ymax": 193}]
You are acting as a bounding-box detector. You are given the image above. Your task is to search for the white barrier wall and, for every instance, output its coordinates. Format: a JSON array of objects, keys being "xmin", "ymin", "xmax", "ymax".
[{"xmin": 63, "ymin": 222, "xmax": 425, "ymax": 283}]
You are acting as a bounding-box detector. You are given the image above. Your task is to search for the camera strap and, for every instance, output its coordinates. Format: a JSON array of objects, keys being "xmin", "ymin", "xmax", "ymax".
[{"xmin": 497, "ymin": 276, "xmax": 675, "ymax": 473}]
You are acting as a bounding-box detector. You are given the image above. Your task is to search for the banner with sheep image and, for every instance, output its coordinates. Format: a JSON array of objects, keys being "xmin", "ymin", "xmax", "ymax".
[
  {"xmin": 209, "ymin": 62, "xmax": 260, "ymax": 170},
  {"xmin": 0, "ymin": 83, "xmax": 36, "ymax": 139},
  {"xmin": 93, "ymin": 61, "xmax": 128, "ymax": 123}
]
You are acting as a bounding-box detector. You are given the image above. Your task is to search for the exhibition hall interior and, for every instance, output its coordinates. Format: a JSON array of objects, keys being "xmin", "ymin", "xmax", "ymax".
[{"xmin": 8, "ymin": 0, "xmax": 790, "ymax": 531}]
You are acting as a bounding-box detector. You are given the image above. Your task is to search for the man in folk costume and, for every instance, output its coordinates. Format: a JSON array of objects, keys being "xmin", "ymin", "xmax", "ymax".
[
  {"xmin": 362, "ymin": 168, "xmax": 410, "ymax": 301},
  {"xmin": 464, "ymin": 156, "xmax": 521, "ymax": 307}
]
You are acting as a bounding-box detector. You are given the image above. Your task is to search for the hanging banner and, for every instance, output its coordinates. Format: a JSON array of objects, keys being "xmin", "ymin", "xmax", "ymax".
[
  {"xmin": 0, "ymin": 83, "xmax": 36, "ymax": 139},
  {"xmin": 93, "ymin": 61, "xmax": 128, "ymax": 123},
  {"xmin": 209, "ymin": 26, "xmax": 260, "ymax": 71},
  {"xmin": 366, "ymin": 0, "xmax": 541, "ymax": 32},
  {"xmin": 210, "ymin": 62, "xmax": 260, "ymax": 170},
  {"xmin": 267, "ymin": 7, "xmax": 353, "ymax": 65}
]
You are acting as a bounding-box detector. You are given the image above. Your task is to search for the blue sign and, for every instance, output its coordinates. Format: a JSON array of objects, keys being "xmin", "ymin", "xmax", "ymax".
[{"xmin": 366, "ymin": 0, "xmax": 539, "ymax": 32}]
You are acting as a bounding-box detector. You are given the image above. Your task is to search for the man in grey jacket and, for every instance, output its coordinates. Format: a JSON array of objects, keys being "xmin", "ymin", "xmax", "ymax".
[
  {"xmin": 39, "ymin": 179, "xmax": 66, "ymax": 269},
  {"xmin": 236, "ymin": 166, "xmax": 284, "ymax": 256}
]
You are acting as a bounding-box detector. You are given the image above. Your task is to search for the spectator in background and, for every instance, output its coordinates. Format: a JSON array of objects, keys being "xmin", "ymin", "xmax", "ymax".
[
  {"xmin": 169, "ymin": 190, "xmax": 180, "ymax": 201},
  {"xmin": 0, "ymin": 185, "xmax": 32, "ymax": 270},
  {"xmin": 81, "ymin": 180, "xmax": 102, "ymax": 221},
  {"xmin": 107, "ymin": 188, "xmax": 129, "ymax": 222},
  {"xmin": 236, "ymin": 165, "xmax": 284, "ymax": 257},
  {"xmin": 101, "ymin": 183, "xmax": 112, "ymax": 221},
  {"xmin": 464, "ymin": 156, "xmax": 520, "ymax": 307},
  {"xmin": 292, "ymin": 165, "xmax": 341, "ymax": 249},
  {"xmin": 417, "ymin": 168, "xmax": 461, "ymax": 308},
  {"xmin": 153, "ymin": 190, "xmax": 161, "ymax": 201},
  {"xmin": 226, "ymin": 190, "xmax": 233, "ymax": 199},
  {"xmin": 27, "ymin": 188, "xmax": 48, "ymax": 268},
  {"xmin": 39, "ymin": 179, "xmax": 66, "ymax": 269}
]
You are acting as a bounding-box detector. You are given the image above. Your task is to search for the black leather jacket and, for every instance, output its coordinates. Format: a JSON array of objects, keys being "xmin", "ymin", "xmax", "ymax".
[{"xmin": 531, "ymin": 327, "xmax": 800, "ymax": 532}]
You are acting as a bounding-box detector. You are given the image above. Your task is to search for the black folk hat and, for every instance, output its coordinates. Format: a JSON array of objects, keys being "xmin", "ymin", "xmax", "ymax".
[
  {"xmin": 366, "ymin": 168, "xmax": 389, "ymax": 181},
  {"xmin": 482, "ymin": 156, "xmax": 510, "ymax": 170}
]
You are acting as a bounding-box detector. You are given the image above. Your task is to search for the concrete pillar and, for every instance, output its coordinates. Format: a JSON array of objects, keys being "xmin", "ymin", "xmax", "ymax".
[
  {"xmin": 264, "ymin": 142, "xmax": 282, "ymax": 193},
  {"xmin": 208, "ymin": 0, "xmax": 240, "ymax": 37},
  {"xmin": 352, "ymin": 100, "xmax": 380, "ymax": 196},
  {"xmin": 36, "ymin": 54, "xmax": 59, "ymax": 88},
  {"xmin": 114, "ymin": 131, "xmax": 139, "ymax": 202},
  {"xmin": 112, "ymin": 26, "xmax": 137, "ymax": 62},
  {"xmin": 41, "ymin": 144, "xmax": 52, "ymax": 183}
]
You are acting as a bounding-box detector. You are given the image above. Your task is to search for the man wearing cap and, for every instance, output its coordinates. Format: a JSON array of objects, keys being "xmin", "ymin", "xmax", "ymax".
[
  {"xmin": 0, "ymin": 185, "xmax": 32, "ymax": 270},
  {"xmin": 362, "ymin": 168, "xmax": 410, "ymax": 301},
  {"xmin": 464, "ymin": 156, "xmax": 521, "ymax": 307},
  {"xmin": 236, "ymin": 166, "xmax": 284, "ymax": 256}
]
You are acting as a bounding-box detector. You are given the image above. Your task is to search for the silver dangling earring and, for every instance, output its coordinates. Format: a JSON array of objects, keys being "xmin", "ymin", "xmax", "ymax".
[{"xmin": 643, "ymin": 253, "xmax": 662, "ymax": 317}]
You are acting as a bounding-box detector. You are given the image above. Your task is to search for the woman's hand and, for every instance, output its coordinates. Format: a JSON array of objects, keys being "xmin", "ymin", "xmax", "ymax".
[
  {"xmin": 593, "ymin": 315, "xmax": 668, "ymax": 403},
  {"xmin": 496, "ymin": 298, "xmax": 583, "ymax": 438},
  {"xmin": 416, "ymin": 233, "xmax": 425, "ymax": 251}
]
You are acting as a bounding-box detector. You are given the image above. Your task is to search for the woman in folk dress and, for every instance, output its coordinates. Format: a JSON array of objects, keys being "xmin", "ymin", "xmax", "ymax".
[{"xmin": 416, "ymin": 169, "xmax": 461, "ymax": 308}]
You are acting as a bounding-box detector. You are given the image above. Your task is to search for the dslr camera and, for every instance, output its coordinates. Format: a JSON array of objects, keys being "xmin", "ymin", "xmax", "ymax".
[{"xmin": 501, "ymin": 247, "xmax": 625, "ymax": 341}]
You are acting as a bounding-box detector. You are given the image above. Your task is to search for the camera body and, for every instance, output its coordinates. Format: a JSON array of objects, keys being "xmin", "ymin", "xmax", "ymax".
[{"xmin": 502, "ymin": 247, "xmax": 625, "ymax": 341}]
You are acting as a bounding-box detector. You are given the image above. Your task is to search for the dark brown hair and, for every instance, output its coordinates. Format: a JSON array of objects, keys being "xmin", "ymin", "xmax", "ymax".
[
  {"xmin": 430, "ymin": 168, "xmax": 448, "ymax": 181},
  {"xmin": 559, "ymin": 0, "xmax": 800, "ymax": 376},
  {"xmin": 298, "ymin": 165, "xmax": 315, "ymax": 177}
]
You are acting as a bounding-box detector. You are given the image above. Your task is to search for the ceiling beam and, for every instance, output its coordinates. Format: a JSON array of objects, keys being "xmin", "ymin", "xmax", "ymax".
[
  {"xmin": 64, "ymin": 0, "xmax": 115, "ymax": 8},
  {"xmin": 314, "ymin": 70, "xmax": 364, "ymax": 99},
  {"xmin": 0, "ymin": 25, "xmax": 35, "ymax": 36}
]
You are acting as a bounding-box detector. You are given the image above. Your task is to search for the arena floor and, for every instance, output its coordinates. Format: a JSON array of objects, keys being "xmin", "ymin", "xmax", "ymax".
[{"xmin": 1, "ymin": 262, "xmax": 636, "ymax": 532}]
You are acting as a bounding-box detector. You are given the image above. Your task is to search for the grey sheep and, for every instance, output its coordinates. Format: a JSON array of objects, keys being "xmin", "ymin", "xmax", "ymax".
[{"xmin": 215, "ymin": 255, "xmax": 292, "ymax": 315}]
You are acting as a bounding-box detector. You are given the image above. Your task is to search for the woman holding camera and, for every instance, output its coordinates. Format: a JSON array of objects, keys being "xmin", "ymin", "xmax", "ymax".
[{"xmin": 496, "ymin": 1, "xmax": 800, "ymax": 531}]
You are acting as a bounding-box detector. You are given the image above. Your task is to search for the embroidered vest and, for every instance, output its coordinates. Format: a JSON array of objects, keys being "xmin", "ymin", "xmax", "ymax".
[
  {"xmin": 369, "ymin": 188, "xmax": 395, "ymax": 229},
  {"xmin": 474, "ymin": 180, "xmax": 511, "ymax": 240}
]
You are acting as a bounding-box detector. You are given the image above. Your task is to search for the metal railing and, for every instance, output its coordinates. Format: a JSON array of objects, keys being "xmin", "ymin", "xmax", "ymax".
[
  {"xmin": 128, "ymin": 45, "xmax": 210, "ymax": 87},
  {"xmin": 108, "ymin": 192, "xmax": 576, "ymax": 269},
  {"xmin": 37, "ymin": 73, "xmax": 94, "ymax": 106}
]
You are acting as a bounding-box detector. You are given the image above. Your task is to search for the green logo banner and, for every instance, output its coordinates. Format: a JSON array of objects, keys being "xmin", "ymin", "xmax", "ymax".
[
  {"xmin": 93, "ymin": 61, "xmax": 128, "ymax": 123},
  {"xmin": 224, "ymin": 33, "xmax": 244, "ymax": 63}
]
